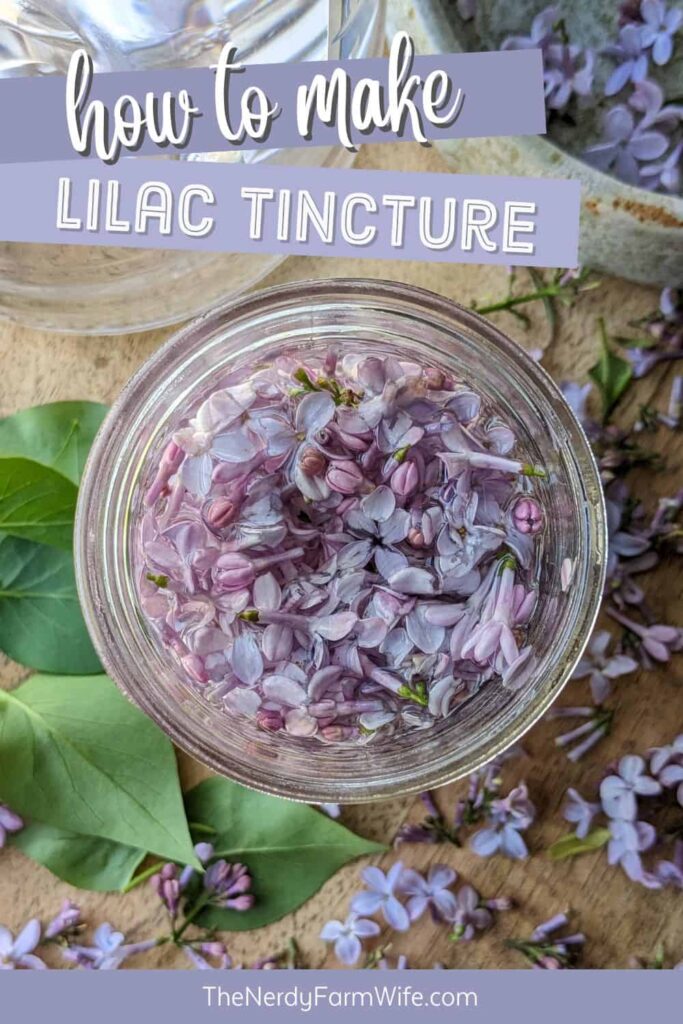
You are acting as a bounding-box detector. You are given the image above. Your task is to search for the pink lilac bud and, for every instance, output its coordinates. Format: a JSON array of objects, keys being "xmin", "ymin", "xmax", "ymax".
[
  {"xmin": 213, "ymin": 552, "xmax": 255, "ymax": 592},
  {"xmin": 325, "ymin": 459, "xmax": 365, "ymax": 494},
  {"xmin": 145, "ymin": 440, "xmax": 184, "ymax": 505},
  {"xmin": 205, "ymin": 496, "xmax": 240, "ymax": 529},
  {"xmin": 299, "ymin": 446, "xmax": 327, "ymax": 477},
  {"xmin": 513, "ymin": 497, "xmax": 544, "ymax": 535},
  {"xmin": 407, "ymin": 527, "xmax": 426, "ymax": 548},
  {"xmin": 257, "ymin": 709, "xmax": 284, "ymax": 732},
  {"xmin": 391, "ymin": 460, "xmax": 419, "ymax": 497}
]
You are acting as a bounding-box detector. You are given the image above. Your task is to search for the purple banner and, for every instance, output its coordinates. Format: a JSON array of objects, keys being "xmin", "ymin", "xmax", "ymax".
[
  {"xmin": 2, "ymin": 969, "xmax": 679, "ymax": 1023},
  {"xmin": 0, "ymin": 159, "xmax": 580, "ymax": 268},
  {"xmin": 0, "ymin": 45, "xmax": 546, "ymax": 164}
]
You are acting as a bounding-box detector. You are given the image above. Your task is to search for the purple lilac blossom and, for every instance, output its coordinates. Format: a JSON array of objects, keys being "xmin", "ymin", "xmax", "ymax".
[
  {"xmin": 639, "ymin": 0, "xmax": 683, "ymax": 65},
  {"xmin": 350, "ymin": 863, "xmax": 411, "ymax": 931},
  {"xmin": 203, "ymin": 860, "xmax": 254, "ymax": 911},
  {"xmin": 62, "ymin": 923, "xmax": 156, "ymax": 970},
  {"xmin": 398, "ymin": 864, "xmax": 458, "ymax": 922},
  {"xmin": 563, "ymin": 787, "xmax": 601, "ymax": 839},
  {"xmin": 600, "ymin": 755, "xmax": 662, "ymax": 820},
  {"xmin": 602, "ymin": 25, "xmax": 649, "ymax": 96},
  {"xmin": 0, "ymin": 804, "xmax": 23, "ymax": 847},
  {"xmin": 449, "ymin": 885, "xmax": 493, "ymax": 941},
  {"xmin": 583, "ymin": 102, "xmax": 670, "ymax": 186},
  {"xmin": 137, "ymin": 350, "xmax": 545, "ymax": 746},
  {"xmin": 571, "ymin": 629, "xmax": 638, "ymax": 703},
  {"xmin": 44, "ymin": 901, "xmax": 82, "ymax": 940},
  {"xmin": 320, "ymin": 913, "xmax": 380, "ymax": 966},
  {"xmin": 509, "ymin": 912, "xmax": 585, "ymax": 969},
  {"xmin": 470, "ymin": 782, "xmax": 535, "ymax": 859},
  {"xmin": 0, "ymin": 920, "xmax": 45, "ymax": 970}
]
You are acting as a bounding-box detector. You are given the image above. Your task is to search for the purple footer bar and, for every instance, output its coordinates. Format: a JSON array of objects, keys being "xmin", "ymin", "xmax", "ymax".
[{"xmin": 3, "ymin": 969, "xmax": 679, "ymax": 1022}]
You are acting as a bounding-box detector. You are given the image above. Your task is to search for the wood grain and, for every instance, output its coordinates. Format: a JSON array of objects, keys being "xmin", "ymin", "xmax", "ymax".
[{"xmin": 0, "ymin": 141, "xmax": 681, "ymax": 970}]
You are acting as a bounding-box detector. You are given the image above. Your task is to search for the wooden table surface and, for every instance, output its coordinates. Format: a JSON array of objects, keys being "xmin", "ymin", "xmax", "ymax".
[{"xmin": 1, "ymin": 141, "xmax": 681, "ymax": 970}]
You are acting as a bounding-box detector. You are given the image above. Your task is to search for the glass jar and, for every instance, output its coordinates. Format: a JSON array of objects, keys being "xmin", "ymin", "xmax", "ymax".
[
  {"xmin": 0, "ymin": 1, "xmax": 385, "ymax": 334},
  {"xmin": 75, "ymin": 279, "xmax": 606, "ymax": 803}
]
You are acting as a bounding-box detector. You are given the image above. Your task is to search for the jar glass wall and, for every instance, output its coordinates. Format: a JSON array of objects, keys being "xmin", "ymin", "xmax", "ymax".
[
  {"xmin": 75, "ymin": 279, "xmax": 607, "ymax": 802},
  {"xmin": 0, "ymin": 1, "xmax": 386, "ymax": 333}
]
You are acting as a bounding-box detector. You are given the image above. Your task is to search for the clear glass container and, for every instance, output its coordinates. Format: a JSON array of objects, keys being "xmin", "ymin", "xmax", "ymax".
[
  {"xmin": 0, "ymin": 1, "xmax": 385, "ymax": 334},
  {"xmin": 75, "ymin": 279, "xmax": 607, "ymax": 803}
]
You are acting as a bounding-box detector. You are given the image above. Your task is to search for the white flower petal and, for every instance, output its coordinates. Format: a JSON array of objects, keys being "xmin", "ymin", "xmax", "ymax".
[
  {"xmin": 361, "ymin": 485, "xmax": 396, "ymax": 523},
  {"xmin": 296, "ymin": 391, "xmax": 335, "ymax": 435},
  {"xmin": 232, "ymin": 633, "xmax": 264, "ymax": 686},
  {"xmin": 389, "ymin": 567, "xmax": 436, "ymax": 595}
]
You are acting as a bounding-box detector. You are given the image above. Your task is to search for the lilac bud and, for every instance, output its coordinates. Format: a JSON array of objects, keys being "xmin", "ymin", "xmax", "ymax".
[
  {"xmin": 391, "ymin": 460, "xmax": 419, "ymax": 497},
  {"xmin": 227, "ymin": 894, "xmax": 254, "ymax": 911},
  {"xmin": 44, "ymin": 900, "xmax": 82, "ymax": 939},
  {"xmin": 257, "ymin": 709, "xmax": 284, "ymax": 732},
  {"xmin": 205, "ymin": 496, "xmax": 239, "ymax": 529},
  {"xmin": 512, "ymin": 498, "xmax": 544, "ymax": 535},
  {"xmin": 325, "ymin": 459, "xmax": 365, "ymax": 495},
  {"xmin": 212, "ymin": 552, "xmax": 255, "ymax": 593},
  {"xmin": 299, "ymin": 446, "xmax": 327, "ymax": 477},
  {"xmin": 408, "ymin": 527, "xmax": 426, "ymax": 548},
  {"xmin": 194, "ymin": 842, "xmax": 214, "ymax": 864}
]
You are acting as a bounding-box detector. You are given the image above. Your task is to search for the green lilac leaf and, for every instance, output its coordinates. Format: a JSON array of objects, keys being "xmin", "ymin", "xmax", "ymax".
[
  {"xmin": 0, "ymin": 457, "xmax": 78, "ymax": 550},
  {"xmin": 0, "ymin": 673, "xmax": 199, "ymax": 867},
  {"xmin": 548, "ymin": 828, "xmax": 611, "ymax": 861},
  {"xmin": 0, "ymin": 533, "xmax": 101, "ymax": 673},
  {"xmin": 184, "ymin": 776, "xmax": 386, "ymax": 931},
  {"xmin": 10, "ymin": 822, "xmax": 145, "ymax": 892},
  {"xmin": 588, "ymin": 320, "xmax": 633, "ymax": 422},
  {"xmin": 0, "ymin": 402, "xmax": 108, "ymax": 485}
]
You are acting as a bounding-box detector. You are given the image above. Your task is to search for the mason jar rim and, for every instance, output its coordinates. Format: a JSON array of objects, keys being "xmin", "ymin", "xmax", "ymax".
[{"xmin": 75, "ymin": 277, "xmax": 607, "ymax": 803}]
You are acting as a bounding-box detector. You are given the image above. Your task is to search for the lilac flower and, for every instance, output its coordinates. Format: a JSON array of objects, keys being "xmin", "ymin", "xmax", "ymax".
[
  {"xmin": 563, "ymin": 787, "xmax": 600, "ymax": 839},
  {"xmin": 398, "ymin": 864, "xmax": 458, "ymax": 922},
  {"xmin": 44, "ymin": 901, "xmax": 82, "ymax": 940},
  {"xmin": 641, "ymin": 139, "xmax": 683, "ymax": 193},
  {"xmin": 204, "ymin": 860, "xmax": 254, "ymax": 911},
  {"xmin": 0, "ymin": 920, "xmax": 45, "ymax": 970},
  {"xmin": 449, "ymin": 885, "xmax": 493, "ymax": 941},
  {"xmin": 63, "ymin": 924, "xmax": 156, "ymax": 970},
  {"xmin": 639, "ymin": 0, "xmax": 682, "ymax": 65},
  {"xmin": 607, "ymin": 818, "xmax": 660, "ymax": 886},
  {"xmin": 600, "ymin": 755, "xmax": 662, "ymax": 820},
  {"xmin": 320, "ymin": 914, "xmax": 380, "ymax": 966},
  {"xmin": 470, "ymin": 782, "xmax": 535, "ymax": 859},
  {"xmin": 500, "ymin": 7, "xmax": 561, "ymax": 54},
  {"xmin": 150, "ymin": 863, "xmax": 181, "ymax": 919},
  {"xmin": 0, "ymin": 804, "xmax": 23, "ymax": 847},
  {"xmin": 608, "ymin": 607, "xmax": 682, "ymax": 662},
  {"xmin": 571, "ymin": 629, "xmax": 638, "ymax": 703},
  {"xmin": 602, "ymin": 25, "xmax": 649, "ymax": 95},
  {"xmin": 650, "ymin": 734, "xmax": 683, "ymax": 775},
  {"xmin": 543, "ymin": 44, "xmax": 595, "ymax": 111},
  {"xmin": 350, "ymin": 863, "xmax": 411, "ymax": 931},
  {"xmin": 584, "ymin": 104, "xmax": 669, "ymax": 186},
  {"xmin": 509, "ymin": 913, "xmax": 585, "ymax": 969},
  {"xmin": 550, "ymin": 706, "xmax": 614, "ymax": 761},
  {"xmin": 140, "ymin": 349, "xmax": 545, "ymax": 745}
]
